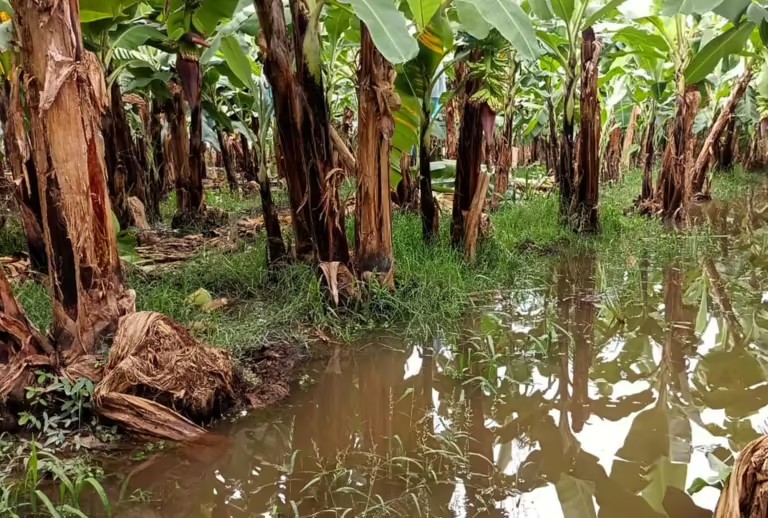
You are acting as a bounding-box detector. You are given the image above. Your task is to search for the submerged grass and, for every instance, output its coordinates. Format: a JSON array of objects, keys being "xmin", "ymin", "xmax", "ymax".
[{"xmin": 6, "ymin": 169, "xmax": 763, "ymax": 356}]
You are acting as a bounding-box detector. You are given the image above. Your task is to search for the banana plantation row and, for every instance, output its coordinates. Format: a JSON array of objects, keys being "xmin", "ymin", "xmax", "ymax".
[{"xmin": 0, "ymin": 0, "xmax": 766, "ymax": 434}]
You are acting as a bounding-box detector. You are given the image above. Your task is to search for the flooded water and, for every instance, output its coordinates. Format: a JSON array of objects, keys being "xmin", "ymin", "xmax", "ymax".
[{"xmin": 103, "ymin": 185, "xmax": 768, "ymax": 517}]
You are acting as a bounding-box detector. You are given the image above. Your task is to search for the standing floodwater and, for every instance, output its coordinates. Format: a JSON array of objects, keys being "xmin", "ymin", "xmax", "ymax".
[{"xmin": 95, "ymin": 186, "xmax": 768, "ymax": 517}]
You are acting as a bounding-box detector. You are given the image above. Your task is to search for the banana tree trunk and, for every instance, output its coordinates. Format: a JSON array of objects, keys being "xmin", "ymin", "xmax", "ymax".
[
  {"xmin": 419, "ymin": 106, "xmax": 438, "ymax": 242},
  {"xmin": 603, "ymin": 125, "xmax": 622, "ymax": 184},
  {"xmin": 621, "ymin": 105, "xmax": 641, "ymax": 172},
  {"xmin": 146, "ymin": 101, "xmax": 166, "ymax": 221},
  {"xmin": 0, "ymin": 72, "xmax": 47, "ymax": 272},
  {"xmin": 718, "ymin": 117, "xmax": 737, "ymax": 171},
  {"xmin": 640, "ymin": 118, "xmax": 656, "ymax": 203},
  {"xmin": 104, "ymin": 80, "xmax": 147, "ymax": 229},
  {"xmin": 452, "ymin": 50, "xmax": 490, "ymax": 251},
  {"xmin": 290, "ymin": 0, "xmax": 350, "ymax": 265},
  {"xmin": 691, "ymin": 69, "xmax": 753, "ymax": 195},
  {"xmin": 570, "ymin": 29, "xmax": 602, "ymax": 233},
  {"xmin": 217, "ymin": 130, "xmax": 238, "ymax": 192},
  {"xmin": 657, "ymin": 86, "xmax": 700, "ymax": 219},
  {"xmin": 253, "ymin": 116, "xmax": 287, "ymax": 266},
  {"xmin": 174, "ymin": 52, "xmax": 206, "ymax": 226},
  {"xmin": 240, "ymin": 132, "xmax": 257, "ymax": 183},
  {"xmin": 255, "ymin": 0, "xmax": 315, "ymax": 262},
  {"xmin": 355, "ymin": 24, "xmax": 395, "ymax": 286},
  {"xmin": 12, "ymin": 0, "xmax": 133, "ymax": 355},
  {"xmin": 445, "ymin": 88, "xmax": 458, "ymax": 160},
  {"xmin": 558, "ymin": 59, "xmax": 577, "ymax": 220}
]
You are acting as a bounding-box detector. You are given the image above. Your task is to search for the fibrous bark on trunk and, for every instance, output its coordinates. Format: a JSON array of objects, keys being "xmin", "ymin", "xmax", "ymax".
[
  {"xmin": 570, "ymin": 29, "xmax": 602, "ymax": 234},
  {"xmin": 217, "ymin": 130, "xmax": 238, "ymax": 192},
  {"xmin": 445, "ymin": 85, "xmax": 458, "ymax": 160},
  {"xmin": 146, "ymin": 101, "xmax": 166, "ymax": 222},
  {"xmin": 690, "ymin": 68, "xmax": 754, "ymax": 196},
  {"xmin": 657, "ymin": 86, "xmax": 700, "ymax": 220},
  {"xmin": 12, "ymin": 0, "xmax": 134, "ymax": 355},
  {"xmin": 637, "ymin": 116, "xmax": 657, "ymax": 208},
  {"xmin": 355, "ymin": 24, "xmax": 395, "ymax": 286},
  {"xmin": 289, "ymin": 0, "xmax": 350, "ymax": 265},
  {"xmin": 603, "ymin": 125, "xmax": 622, "ymax": 184},
  {"xmin": 558, "ymin": 56, "xmax": 578, "ymax": 220},
  {"xmin": 0, "ymin": 71, "xmax": 47, "ymax": 271},
  {"xmin": 718, "ymin": 116, "xmax": 737, "ymax": 171},
  {"xmin": 419, "ymin": 103, "xmax": 438, "ymax": 242},
  {"xmin": 240, "ymin": 131, "xmax": 257, "ymax": 183},
  {"xmin": 452, "ymin": 50, "xmax": 492, "ymax": 251},
  {"xmin": 621, "ymin": 105, "xmax": 641, "ymax": 171},
  {"xmin": 174, "ymin": 39, "xmax": 208, "ymax": 227},
  {"xmin": 255, "ymin": 0, "xmax": 316, "ymax": 262},
  {"xmin": 103, "ymin": 80, "xmax": 147, "ymax": 229}
]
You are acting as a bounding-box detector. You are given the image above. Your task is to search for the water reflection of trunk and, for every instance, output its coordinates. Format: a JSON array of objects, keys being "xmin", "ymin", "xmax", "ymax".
[
  {"xmin": 704, "ymin": 258, "xmax": 745, "ymax": 346},
  {"xmin": 663, "ymin": 265, "xmax": 687, "ymax": 387},
  {"xmin": 571, "ymin": 256, "xmax": 596, "ymax": 433}
]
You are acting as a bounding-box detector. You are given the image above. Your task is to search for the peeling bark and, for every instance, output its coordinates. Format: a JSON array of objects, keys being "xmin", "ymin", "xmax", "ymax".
[
  {"xmin": 103, "ymin": 80, "xmax": 147, "ymax": 229},
  {"xmin": 621, "ymin": 105, "xmax": 641, "ymax": 171},
  {"xmin": 174, "ymin": 52, "xmax": 206, "ymax": 226},
  {"xmin": 11, "ymin": 0, "xmax": 134, "ymax": 355},
  {"xmin": 570, "ymin": 29, "xmax": 601, "ymax": 234},
  {"xmin": 0, "ymin": 72, "xmax": 46, "ymax": 271},
  {"xmin": 657, "ymin": 86, "xmax": 700, "ymax": 220},
  {"xmin": 558, "ymin": 56, "xmax": 578, "ymax": 220},
  {"xmin": 290, "ymin": 0, "xmax": 350, "ymax": 264},
  {"xmin": 255, "ymin": 0, "xmax": 315, "ymax": 262},
  {"xmin": 690, "ymin": 69, "xmax": 753, "ymax": 196},
  {"xmin": 452, "ymin": 50, "xmax": 490, "ymax": 249},
  {"xmin": 718, "ymin": 117, "xmax": 737, "ymax": 171},
  {"xmin": 639, "ymin": 118, "xmax": 657, "ymax": 205},
  {"xmin": 603, "ymin": 125, "xmax": 622, "ymax": 184},
  {"xmin": 355, "ymin": 24, "xmax": 395, "ymax": 286},
  {"xmin": 217, "ymin": 130, "xmax": 238, "ymax": 192},
  {"xmin": 715, "ymin": 435, "xmax": 768, "ymax": 518},
  {"xmin": 240, "ymin": 131, "xmax": 257, "ymax": 183},
  {"xmin": 0, "ymin": 267, "xmax": 54, "ymax": 403},
  {"xmin": 146, "ymin": 101, "xmax": 166, "ymax": 221}
]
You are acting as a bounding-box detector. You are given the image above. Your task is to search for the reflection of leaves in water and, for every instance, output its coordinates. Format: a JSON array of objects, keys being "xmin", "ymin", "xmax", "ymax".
[
  {"xmin": 555, "ymin": 474, "xmax": 597, "ymax": 518},
  {"xmin": 641, "ymin": 457, "xmax": 687, "ymax": 514}
]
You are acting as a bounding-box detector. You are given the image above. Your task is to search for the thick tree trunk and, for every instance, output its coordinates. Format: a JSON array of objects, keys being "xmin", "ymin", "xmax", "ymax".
[
  {"xmin": 0, "ymin": 72, "xmax": 47, "ymax": 271},
  {"xmin": 492, "ymin": 130, "xmax": 512, "ymax": 211},
  {"xmin": 255, "ymin": 0, "xmax": 315, "ymax": 262},
  {"xmin": 217, "ymin": 130, "xmax": 238, "ymax": 192},
  {"xmin": 715, "ymin": 436, "xmax": 768, "ymax": 518},
  {"xmin": 355, "ymin": 24, "xmax": 395, "ymax": 286},
  {"xmin": 290, "ymin": 0, "xmax": 350, "ymax": 264},
  {"xmin": 570, "ymin": 29, "xmax": 602, "ymax": 234},
  {"xmin": 621, "ymin": 105, "xmax": 641, "ymax": 171},
  {"xmin": 690, "ymin": 69, "xmax": 753, "ymax": 195},
  {"xmin": 452, "ymin": 50, "xmax": 491, "ymax": 250},
  {"xmin": 103, "ymin": 80, "xmax": 147, "ymax": 229},
  {"xmin": 12, "ymin": 0, "xmax": 133, "ymax": 355},
  {"xmin": 603, "ymin": 125, "xmax": 622, "ymax": 184},
  {"xmin": 657, "ymin": 86, "xmax": 700, "ymax": 220},
  {"xmin": 174, "ymin": 51, "xmax": 206, "ymax": 226}
]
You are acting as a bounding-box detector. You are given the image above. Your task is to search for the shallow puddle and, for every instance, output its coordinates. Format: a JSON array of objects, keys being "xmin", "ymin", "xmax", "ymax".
[{"xmin": 101, "ymin": 185, "xmax": 768, "ymax": 517}]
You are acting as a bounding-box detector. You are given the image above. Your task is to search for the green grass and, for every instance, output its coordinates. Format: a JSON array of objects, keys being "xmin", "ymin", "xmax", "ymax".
[{"xmin": 5, "ymin": 168, "xmax": 762, "ymax": 358}]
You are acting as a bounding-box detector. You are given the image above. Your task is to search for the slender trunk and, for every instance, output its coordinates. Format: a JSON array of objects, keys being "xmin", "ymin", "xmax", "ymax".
[
  {"xmin": 240, "ymin": 132, "xmax": 257, "ymax": 183},
  {"xmin": 217, "ymin": 130, "xmax": 238, "ymax": 192},
  {"xmin": 12, "ymin": 0, "xmax": 133, "ymax": 354},
  {"xmin": 166, "ymin": 90, "xmax": 191, "ymax": 213},
  {"xmin": 0, "ymin": 72, "xmax": 47, "ymax": 271},
  {"xmin": 570, "ymin": 29, "xmax": 602, "ymax": 234},
  {"xmin": 174, "ymin": 49, "xmax": 206, "ymax": 225},
  {"xmin": 355, "ymin": 24, "xmax": 395, "ymax": 286},
  {"xmin": 621, "ymin": 105, "xmax": 641, "ymax": 172},
  {"xmin": 492, "ymin": 129, "xmax": 512, "ymax": 211},
  {"xmin": 255, "ymin": 0, "xmax": 315, "ymax": 262},
  {"xmin": 657, "ymin": 86, "xmax": 700, "ymax": 219},
  {"xmin": 691, "ymin": 69, "xmax": 753, "ymax": 195},
  {"xmin": 419, "ymin": 105, "xmax": 438, "ymax": 242},
  {"xmin": 558, "ymin": 60, "xmax": 577, "ymax": 219},
  {"xmin": 445, "ymin": 88, "xmax": 458, "ymax": 160},
  {"xmin": 547, "ymin": 95, "xmax": 559, "ymax": 176},
  {"xmin": 104, "ymin": 80, "xmax": 147, "ymax": 229},
  {"xmin": 640, "ymin": 119, "xmax": 657, "ymax": 203},
  {"xmin": 290, "ymin": 0, "xmax": 350, "ymax": 264},
  {"xmin": 146, "ymin": 101, "xmax": 165, "ymax": 221},
  {"xmin": 452, "ymin": 50, "xmax": 491, "ymax": 249},
  {"xmin": 603, "ymin": 126, "xmax": 622, "ymax": 184},
  {"xmin": 254, "ymin": 117, "xmax": 287, "ymax": 265}
]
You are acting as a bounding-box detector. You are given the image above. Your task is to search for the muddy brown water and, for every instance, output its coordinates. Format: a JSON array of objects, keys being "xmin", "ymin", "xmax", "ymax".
[{"xmin": 95, "ymin": 186, "xmax": 768, "ymax": 517}]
